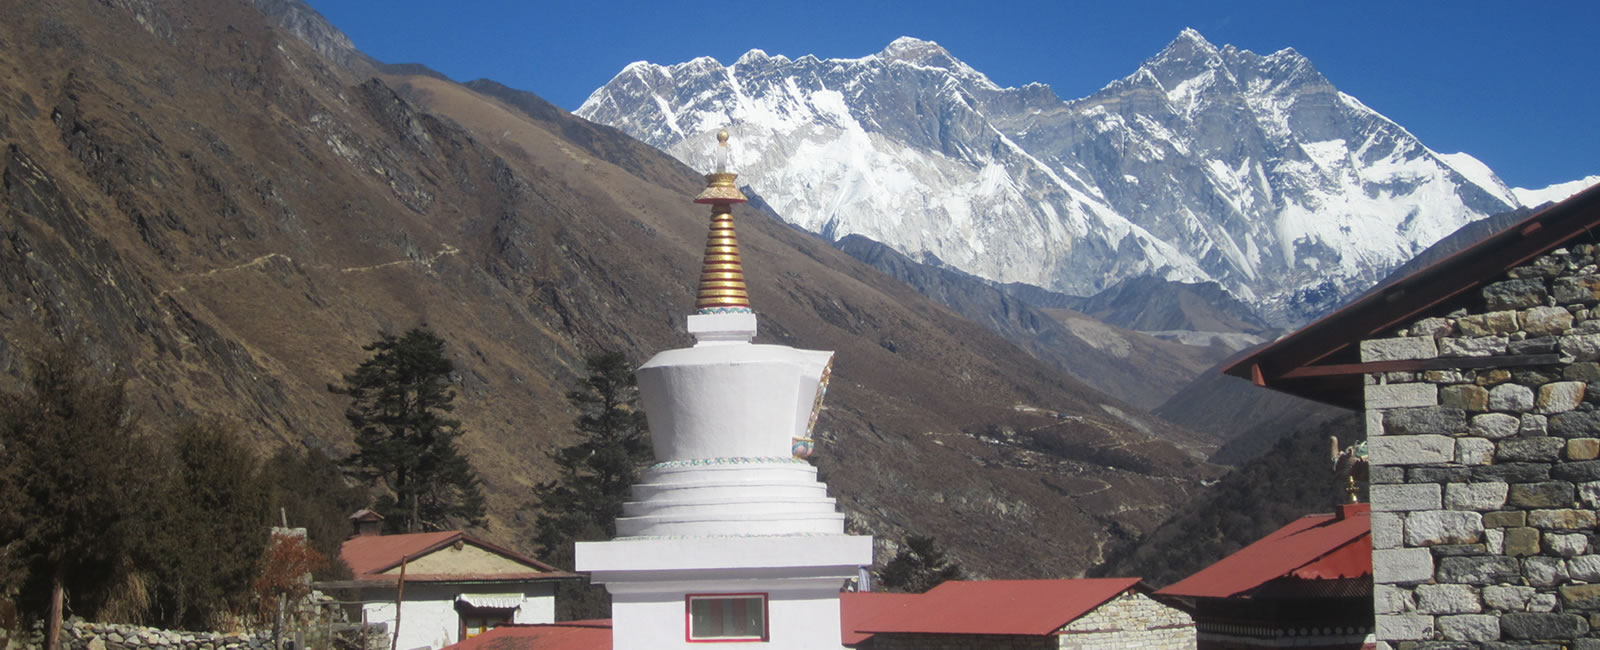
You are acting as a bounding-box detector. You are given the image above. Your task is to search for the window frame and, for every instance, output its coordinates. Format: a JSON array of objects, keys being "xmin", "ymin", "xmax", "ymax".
[{"xmin": 684, "ymin": 592, "xmax": 770, "ymax": 643}]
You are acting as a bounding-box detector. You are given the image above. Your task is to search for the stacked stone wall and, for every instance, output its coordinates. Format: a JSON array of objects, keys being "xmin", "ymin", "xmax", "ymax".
[
  {"xmin": 0, "ymin": 619, "xmax": 272, "ymax": 650},
  {"xmin": 1365, "ymin": 244, "xmax": 1600, "ymax": 648},
  {"xmin": 1057, "ymin": 591, "xmax": 1195, "ymax": 649}
]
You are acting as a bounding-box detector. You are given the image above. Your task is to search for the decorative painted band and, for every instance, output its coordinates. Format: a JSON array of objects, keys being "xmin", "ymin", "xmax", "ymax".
[
  {"xmin": 649, "ymin": 456, "xmax": 808, "ymax": 469},
  {"xmin": 692, "ymin": 307, "xmax": 755, "ymax": 315}
]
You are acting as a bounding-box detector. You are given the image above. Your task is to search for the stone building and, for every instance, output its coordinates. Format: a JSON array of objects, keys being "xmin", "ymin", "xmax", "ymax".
[
  {"xmin": 847, "ymin": 578, "xmax": 1195, "ymax": 649},
  {"xmin": 1159, "ymin": 503, "xmax": 1373, "ymax": 649},
  {"xmin": 339, "ymin": 511, "xmax": 576, "ymax": 650},
  {"xmin": 1226, "ymin": 183, "xmax": 1600, "ymax": 648}
]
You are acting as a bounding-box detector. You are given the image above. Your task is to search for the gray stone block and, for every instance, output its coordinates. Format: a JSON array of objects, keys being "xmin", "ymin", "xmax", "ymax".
[
  {"xmin": 1373, "ymin": 512, "xmax": 1405, "ymax": 550},
  {"xmin": 1508, "ymin": 481, "xmax": 1576, "ymax": 508},
  {"xmin": 1555, "ymin": 275, "xmax": 1600, "ymax": 305},
  {"xmin": 1410, "ymin": 467, "xmax": 1474, "ymax": 483},
  {"xmin": 1529, "ymin": 508, "xmax": 1598, "ymax": 530},
  {"xmin": 1407, "ymin": 510, "xmax": 1484, "ymax": 546},
  {"xmin": 1524, "ymin": 555, "xmax": 1571, "ymax": 586},
  {"xmin": 1376, "ymin": 547, "xmax": 1437, "ymax": 584},
  {"xmin": 1416, "ymin": 583, "xmax": 1483, "ymax": 614},
  {"xmin": 1437, "ymin": 555, "xmax": 1520, "ymax": 585},
  {"xmin": 1443, "ymin": 336, "xmax": 1509, "ymax": 357},
  {"xmin": 1497, "ymin": 437, "xmax": 1566, "ymax": 462},
  {"xmin": 1374, "ymin": 483, "xmax": 1443, "ymax": 512},
  {"xmin": 1389, "ymin": 407, "xmax": 1470, "ymax": 435},
  {"xmin": 1511, "ymin": 336, "xmax": 1561, "ymax": 355},
  {"xmin": 1375, "ymin": 614, "xmax": 1434, "ymax": 641},
  {"xmin": 1537, "ymin": 381, "xmax": 1588, "ymax": 414},
  {"xmin": 1369, "ymin": 382, "xmax": 1442, "ymax": 409},
  {"xmin": 1550, "ymin": 411, "xmax": 1600, "ymax": 437},
  {"xmin": 1521, "ymin": 413, "xmax": 1551, "ymax": 436},
  {"xmin": 1545, "ymin": 532, "xmax": 1588, "ymax": 557},
  {"xmin": 1373, "ymin": 435, "xmax": 1457, "ymax": 466},
  {"xmin": 1364, "ymin": 337, "xmax": 1441, "ymax": 362},
  {"xmin": 1460, "ymin": 311, "xmax": 1520, "ymax": 336},
  {"xmin": 1490, "ymin": 383, "xmax": 1536, "ymax": 411},
  {"xmin": 1483, "ymin": 584, "xmax": 1535, "ymax": 611},
  {"xmin": 1577, "ymin": 480, "xmax": 1600, "ymax": 507},
  {"xmin": 1563, "ymin": 333, "xmax": 1600, "ymax": 361},
  {"xmin": 1472, "ymin": 463, "xmax": 1552, "ymax": 482},
  {"xmin": 1372, "ymin": 465, "xmax": 1406, "ymax": 484},
  {"xmin": 1500, "ymin": 612, "xmax": 1588, "ymax": 639},
  {"xmin": 1471, "ymin": 413, "xmax": 1521, "ymax": 439},
  {"xmin": 1524, "ymin": 306, "xmax": 1576, "ymax": 336},
  {"xmin": 1567, "ymin": 554, "xmax": 1600, "ymax": 581},
  {"xmin": 1552, "ymin": 460, "xmax": 1600, "ymax": 481},
  {"xmin": 1455, "ymin": 437, "xmax": 1495, "ymax": 466},
  {"xmin": 1437, "ymin": 614, "xmax": 1499, "ymax": 642},
  {"xmin": 1446, "ymin": 482, "xmax": 1508, "ymax": 510},
  {"xmin": 1375, "ymin": 584, "xmax": 1415, "ymax": 614}
]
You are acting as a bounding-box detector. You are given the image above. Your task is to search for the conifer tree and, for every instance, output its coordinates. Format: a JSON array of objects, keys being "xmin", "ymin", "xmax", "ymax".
[
  {"xmin": 530, "ymin": 350, "xmax": 651, "ymax": 619},
  {"xmin": 146, "ymin": 420, "xmax": 272, "ymax": 629},
  {"xmin": 880, "ymin": 535, "xmax": 965, "ymax": 593},
  {"xmin": 0, "ymin": 346, "xmax": 155, "ymax": 649},
  {"xmin": 335, "ymin": 328, "xmax": 485, "ymax": 533}
]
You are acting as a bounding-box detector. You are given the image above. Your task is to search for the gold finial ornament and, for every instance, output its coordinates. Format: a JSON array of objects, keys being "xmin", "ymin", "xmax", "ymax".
[{"xmin": 692, "ymin": 130, "xmax": 751, "ymax": 314}]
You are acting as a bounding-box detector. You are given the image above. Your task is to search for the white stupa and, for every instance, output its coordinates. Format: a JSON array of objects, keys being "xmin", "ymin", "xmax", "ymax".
[{"xmin": 576, "ymin": 131, "xmax": 873, "ymax": 649}]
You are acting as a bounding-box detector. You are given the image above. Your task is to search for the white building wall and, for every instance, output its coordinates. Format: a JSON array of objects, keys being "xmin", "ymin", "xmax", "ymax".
[{"xmin": 358, "ymin": 583, "xmax": 558, "ymax": 650}]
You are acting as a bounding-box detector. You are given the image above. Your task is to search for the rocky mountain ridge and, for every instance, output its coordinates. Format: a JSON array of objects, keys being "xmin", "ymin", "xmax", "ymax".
[{"xmin": 577, "ymin": 30, "xmax": 1571, "ymax": 326}]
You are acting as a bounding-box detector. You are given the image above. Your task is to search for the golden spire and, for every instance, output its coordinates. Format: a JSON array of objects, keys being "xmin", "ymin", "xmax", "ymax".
[{"xmin": 691, "ymin": 130, "xmax": 751, "ymax": 314}]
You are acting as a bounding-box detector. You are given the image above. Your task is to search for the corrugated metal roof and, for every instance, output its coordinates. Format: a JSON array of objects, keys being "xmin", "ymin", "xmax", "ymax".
[
  {"xmin": 854, "ymin": 578, "xmax": 1143, "ymax": 636},
  {"xmin": 439, "ymin": 621, "xmax": 611, "ymax": 650},
  {"xmin": 338, "ymin": 531, "xmax": 574, "ymax": 582},
  {"xmin": 1158, "ymin": 504, "xmax": 1370, "ymax": 599},
  {"xmin": 840, "ymin": 592, "xmax": 920, "ymax": 646}
]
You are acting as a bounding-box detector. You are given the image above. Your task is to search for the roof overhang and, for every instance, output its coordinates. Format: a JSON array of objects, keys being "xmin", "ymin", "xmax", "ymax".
[{"xmin": 1223, "ymin": 183, "xmax": 1600, "ymax": 407}]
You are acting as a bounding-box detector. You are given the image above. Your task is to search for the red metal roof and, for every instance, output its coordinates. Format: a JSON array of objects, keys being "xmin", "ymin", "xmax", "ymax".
[
  {"xmin": 854, "ymin": 578, "xmax": 1143, "ymax": 636},
  {"xmin": 840, "ymin": 592, "xmax": 920, "ymax": 646},
  {"xmin": 1223, "ymin": 182, "xmax": 1600, "ymax": 407},
  {"xmin": 339, "ymin": 531, "xmax": 574, "ymax": 582},
  {"xmin": 439, "ymin": 621, "xmax": 611, "ymax": 650},
  {"xmin": 1158, "ymin": 504, "xmax": 1370, "ymax": 599}
]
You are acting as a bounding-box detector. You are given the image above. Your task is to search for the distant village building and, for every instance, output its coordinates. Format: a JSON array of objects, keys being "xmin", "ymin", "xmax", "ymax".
[
  {"xmin": 1229, "ymin": 184, "xmax": 1600, "ymax": 647},
  {"xmin": 845, "ymin": 578, "xmax": 1194, "ymax": 649},
  {"xmin": 339, "ymin": 510, "xmax": 576, "ymax": 650},
  {"xmin": 1159, "ymin": 503, "xmax": 1373, "ymax": 649},
  {"xmin": 574, "ymin": 131, "xmax": 872, "ymax": 649}
]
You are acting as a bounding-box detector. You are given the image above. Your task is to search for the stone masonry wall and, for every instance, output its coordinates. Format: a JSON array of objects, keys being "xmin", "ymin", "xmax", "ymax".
[
  {"xmin": 0, "ymin": 619, "xmax": 273, "ymax": 650},
  {"xmin": 1365, "ymin": 244, "xmax": 1600, "ymax": 649},
  {"xmin": 1057, "ymin": 590, "xmax": 1195, "ymax": 650}
]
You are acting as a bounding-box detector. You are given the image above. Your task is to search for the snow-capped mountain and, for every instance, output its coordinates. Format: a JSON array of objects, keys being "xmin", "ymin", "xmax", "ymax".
[
  {"xmin": 1514, "ymin": 175, "xmax": 1600, "ymax": 208},
  {"xmin": 578, "ymin": 30, "xmax": 1546, "ymax": 324}
]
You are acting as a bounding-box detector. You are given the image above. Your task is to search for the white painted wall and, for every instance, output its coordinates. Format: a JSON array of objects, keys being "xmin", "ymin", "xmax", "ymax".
[{"xmin": 358, "ymin": 582, "xmax": 558, "ymax": 650}]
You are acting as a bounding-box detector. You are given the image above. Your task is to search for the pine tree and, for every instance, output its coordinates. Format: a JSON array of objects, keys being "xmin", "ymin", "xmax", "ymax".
[
  {"xmin": 530, "ymin": 350, "xmax": 651, "ymax": 619},
  {"xmin": 146, "ymin": 420, "xmax": 272, "ymax": 629},
  {"xmin": 334, "ymin": 328, "xmax": 485, "ymax": 533},
  {"xmin": 0, "ymin": 346, "xmax": 156, "ymax": 648},
  {"xmin": 880, "ymin": 535, "xmax": 965, "ymax": 593}
]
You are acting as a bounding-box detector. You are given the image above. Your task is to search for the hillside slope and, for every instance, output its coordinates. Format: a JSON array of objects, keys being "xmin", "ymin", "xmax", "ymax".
[{"xmin": 0, "ymin": 0, "xmax": 1218, "ymax": 577}]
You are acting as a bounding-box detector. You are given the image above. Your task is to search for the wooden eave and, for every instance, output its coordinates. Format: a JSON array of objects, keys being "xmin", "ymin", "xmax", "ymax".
[{"xmin": 1223, "ymin": 183, "xmax": 1600, "ymax": 408}]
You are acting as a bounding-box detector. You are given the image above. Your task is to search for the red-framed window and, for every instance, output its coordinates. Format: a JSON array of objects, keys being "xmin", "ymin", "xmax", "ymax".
[{"xmin": 685, "ymin": 593, "xmax": 768, "ymax": 642}]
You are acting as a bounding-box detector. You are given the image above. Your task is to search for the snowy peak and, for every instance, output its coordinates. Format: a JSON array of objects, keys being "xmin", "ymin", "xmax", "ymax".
[{"xmin": 580, "ymin": 31, "xmax": 1534, "ymax": 327}]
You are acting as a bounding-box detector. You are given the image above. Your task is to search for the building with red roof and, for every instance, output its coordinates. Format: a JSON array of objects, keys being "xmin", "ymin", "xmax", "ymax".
[
  {"xmin": 1159, "ymin": 503, "xmax": 1373, "ymax": 649},
  {"xmin": 847, "ymin": 578, "xmax": 1194, "ymax": 649},
  {"xmin": 337, "ymin": 511, "xmax": 578, "ymax": 650},
  {"xmin": 438, "ymin": 621, "xmax": 611, "ymax": 650},
  {"xmin": 1218, "ymin": 183, "xmax": 1600, "ymax": 647}
]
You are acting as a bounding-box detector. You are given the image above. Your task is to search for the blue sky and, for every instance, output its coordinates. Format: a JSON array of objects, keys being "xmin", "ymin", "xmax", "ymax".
[{"xmin": 304, "ymin": 0, "xmax": 1597, "ymax": 190}]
